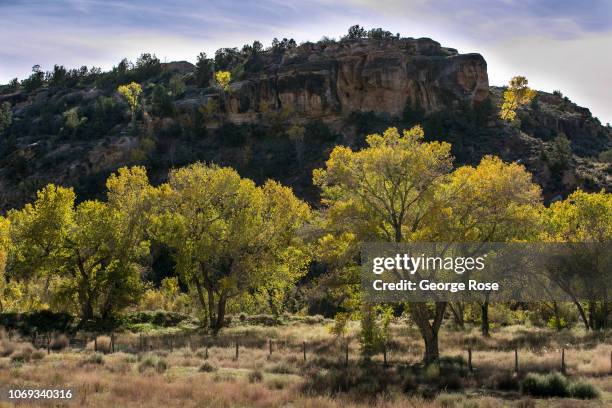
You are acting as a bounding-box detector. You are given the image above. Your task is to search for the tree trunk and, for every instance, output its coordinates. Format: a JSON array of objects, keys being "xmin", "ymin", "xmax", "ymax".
[
  {"xmin": 207, "ymin": 287, "xmax": 216, "ymax": 330},
  {"xmin": 481, "ymin": 301, "xmax": 490, "ymax": 337},
  {"xmin": 213, "ymin": 294, "xmax": 227, "ymax": 334},
  {"xmin": 574, "ymin": 301, "xmax": 590, "ymax": 331},
  {"xmin": 423, "ymin": 328, "xmax": 440, "ymax": 365},
  {"xmin": 449, "ymin": 302, "xmax": 465, "ymax": 330},
  {"xmin": 410, "ymin": 302, "xmax": 446, "ymax": 364}
]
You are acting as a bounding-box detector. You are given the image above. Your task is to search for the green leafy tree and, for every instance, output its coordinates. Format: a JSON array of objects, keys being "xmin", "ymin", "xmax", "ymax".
[
  {"xmin": 150, "ymin": 163, "xmax": 310, "ymax": 332},
  {"xmin": 195, "ymin": 52, "xmax": 213, "ymax": 87},
  {"xmin": 543, "ymin": 189, "xmax": 612, "ymax": 330},
  {"xmin": 169, "ymin": 74, "xmax": 186, "ymax": 98},
  {"xmin": 314, "ymin": 126, "xmax": 452, "ymax": 363},
  {"xmin": 8, "ymin": 167, "xmax": 152, "ymax": 320},
  {"xmin": 0, "ymin": 102, "xmax": 12, "ymax": 136},
  {"xmin": 439, "ymin": 156, "xmax": 542, "ymax": 335},
  {"xmin": 314, "ymin": 127, "xmax": 542, "ymax": 362},
  {"xmin": 346, "ymin": 24, "xmax": 367, "ymax": 39}
]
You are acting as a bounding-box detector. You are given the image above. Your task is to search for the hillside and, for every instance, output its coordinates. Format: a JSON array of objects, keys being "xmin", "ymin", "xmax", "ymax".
[{"xmin": 0, "ymin": 36, "xmax": 610, "ymax": 211}]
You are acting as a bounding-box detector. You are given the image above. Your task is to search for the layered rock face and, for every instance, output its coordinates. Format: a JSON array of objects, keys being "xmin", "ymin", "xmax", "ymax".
[{"xmin": 226, "ymin": 38, "xmax": 489, "ymax": 120}]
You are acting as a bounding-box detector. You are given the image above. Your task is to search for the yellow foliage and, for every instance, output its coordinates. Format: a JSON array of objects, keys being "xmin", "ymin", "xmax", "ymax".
[
  {"xmin": 499, "ymin": 76, "xmax": 536, "ymax": 122},
  {"xmin": 117, "ymin": 82, "xmax": 143, "ymax": 117},
  {"xmin": 215, "ymin": 71, "xmax": 231, "ymax": 90}
]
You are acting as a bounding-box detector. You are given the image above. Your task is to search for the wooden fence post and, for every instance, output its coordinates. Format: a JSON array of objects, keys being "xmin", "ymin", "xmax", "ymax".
[
  {"xmin": 269, "ymin": 339, "xmax": 272, "ymax": 357},
  {"xmin": 561, "ymin": 348, "xmax": 566, "ymax": 374},
  {"xmin": 111, "ymin": 333, "xmax": 115, "ymax": 353},
  {"xmin": 303, "ymin": 341, "xmax": 306, "ymax": 362},
  {"xmin": 235, "ymin": 339, "xmax": 239, "ymax": 360},
  {"xmin": 345, "ymin": 340, "xmax": 349, "ymax": 367},
  {"xmin": 468, "ymin": 348, "xmax": 473, "ymax": 372},
  {"xmin": 514, "ymin": 349, "xmax": 519, "ymax": 373},
  {"xmin": 383, "ymin": 344, "xmax": 388, "ymax": 368},
  {"xmin": 139, "ymin": 333, "xmax": 143, "ymax": 352},
  {"xmin": 47, "ymin": 333, "xmax": 51, "ymax": 355},
  {"xmin": 94, "ymin": 335, "xmax": 98, "ymax": 353}
]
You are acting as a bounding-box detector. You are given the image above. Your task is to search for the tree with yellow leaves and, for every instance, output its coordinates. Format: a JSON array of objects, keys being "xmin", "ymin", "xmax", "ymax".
[
  {"xmin": 314, "ymin": 126, "xmax": 543, "ymax": 362},
  {"xmin": 542, "ymin": 189, "xmax": 612, "ymax": 330},
  {"xmin": 215, "ymin": 71, "xmax": 231, "ymax": 91},
  {"xmin": 118, "ymin": 82, "xmax": 143, "ymax": 124},
  {"xmin": 499, "ymin": 76, "xmax": 536, "ymax": 122},
  {"xmin": 150, "ymin": 162, "xmax": 310, "ymax": 332}
]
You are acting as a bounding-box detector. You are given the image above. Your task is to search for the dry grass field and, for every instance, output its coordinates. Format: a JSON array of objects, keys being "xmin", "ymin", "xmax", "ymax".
[{"xmin": 1, "ymin": 322, "xmax": 611, "ymax": 408}]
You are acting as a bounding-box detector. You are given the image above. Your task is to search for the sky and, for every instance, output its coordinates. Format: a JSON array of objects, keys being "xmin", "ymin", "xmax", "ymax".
[{"xmin": 0, "ymin": 0, "xmax": 610, "ymax": 124}]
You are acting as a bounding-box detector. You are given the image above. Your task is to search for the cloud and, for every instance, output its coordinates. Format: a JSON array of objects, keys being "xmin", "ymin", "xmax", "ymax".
[{"xmin": 0, "ymin": 0, "xmax": 610, "ymax": 123}]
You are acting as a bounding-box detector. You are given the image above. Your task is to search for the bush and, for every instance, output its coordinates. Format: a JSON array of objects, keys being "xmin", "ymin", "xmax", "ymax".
[
  {"xmin": 248, "ymin": 369, "xmax": 264, "ymax": 383},
  {"xmin": 569, "ymin": 380, "xmax": 600, "ymax": 399},
  {"xmin": 10, "ymin": 344, "xmax": 34, "ymax": 363},
  {"xmin": 138, "ymin": 354, "xmax": 168, "ymax": 374},
  {"xmin": 50, "ymin": 334, "xmax": 70, "ymax": 351},
  {"xmin": 0, "ymin": 337, "xmax": 16, "ymax": 357},
  {"xmin": 86, "ymin": 336, "xmax": 112, "ymax": 354},
  {"xmin": 199, "ymin": 362, "xmax": 217, "ymax": 372},
  {"xmin": 83, "ymin": 352, "xmax": 104, "ymax": 365},
  {"xmin": 31, "ymin": 349, "xmax": 46, "ymax": 360},
  {"xmin": 521, "ymin": 372, "xmax": 569, "ymax": 397}
]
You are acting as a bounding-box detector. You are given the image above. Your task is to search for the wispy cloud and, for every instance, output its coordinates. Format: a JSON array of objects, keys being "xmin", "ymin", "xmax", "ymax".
[{"xmin": 0, "ymin": 0, "xmax": 610, "ymax": 123}]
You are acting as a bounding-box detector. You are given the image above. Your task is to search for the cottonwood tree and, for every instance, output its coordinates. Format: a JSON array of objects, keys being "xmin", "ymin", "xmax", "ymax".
[
  {"xmin": 150, "ymin": 163, "xmax": 310, "ymax": 333},
  {"xmin": 542, "ymin": 189, "xmax": 611, "ymax": 330},
  {"xmin": 8, "ymin": 167, "xmax": 152, "ymax": 320},
  {"xmin": 314, "ymin": 127, "xmax": 544, "ymax": 361},
  {"xmin": 314, "ymin": 126, "xmax": 453, "ymax": 363},
  {"xmin": 437, "ymin": 156, "xmax": 542, "ymax": 335}
]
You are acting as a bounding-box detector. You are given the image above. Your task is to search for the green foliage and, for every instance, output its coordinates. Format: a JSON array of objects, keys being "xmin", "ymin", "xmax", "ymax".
[
  {"xmin": 21, "ymin": 65, "xmax": 45, "ymax": 92},
  {"xmin": 545, "ymin": 133, "xmax": 572, "ymax": 171},
  {"xmin": 138, "ymin": 354, "xmax": 168, "ymax": 373},
  {"xmin": 151, "ymin": 84, "xmax": 174, "ymax": 117},
  {"xmin": 195, "ymin": 52, "xmax": 213, "ymax": 87},
  {"xmin": 8, "ymin": 167, "xmax": 152, "ymax": 320},
  {"xmin": 359, "ymin": 304, "xmax": 393, "ymax": 357},
  {"xmin": 0, "ymin": 102, "xmax": 12, "ymax": 136},
  {"xmin": 598, "ymin": 149, "xmax": 612, "ymax": 163},
  {"xmin": 520, "ymin": 372, "xmax": 598, "ymax": 398},
  {"xmin": 569, "ymin": 380, "xmax": 601, "ymax": 399},
  {"xmin": 521, "ymin": 372, "xmax": 564, "ymax": 397},
  {"xmin": 150, "ymin": 163, "xmax": 311, "ymax": 332},
  {"xmin": 345, "ymin": 24, "xmax": 367, "ymax": 40},
  {"xmin": 168, "ymin": 75, "xmax": 186, "ymax": 98},
  {"xmin": 133, "ymin": 53, "xmax": 162, "ymax": 82}
]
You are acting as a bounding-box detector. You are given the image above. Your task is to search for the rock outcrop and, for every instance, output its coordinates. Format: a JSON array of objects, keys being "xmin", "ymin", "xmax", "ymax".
[{"xmin": 225, "ymin": 38, "xmax": 489, "ymax": 121}]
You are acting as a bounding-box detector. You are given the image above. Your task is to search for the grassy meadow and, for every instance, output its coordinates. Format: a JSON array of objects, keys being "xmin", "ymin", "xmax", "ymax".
[{"xmin": 1, "ymin": 317, "xmax": 611, "ymax": 408}]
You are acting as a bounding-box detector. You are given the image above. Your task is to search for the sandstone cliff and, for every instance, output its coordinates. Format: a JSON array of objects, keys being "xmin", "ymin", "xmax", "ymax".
[{"xmin": 222, "ymin": 38, "xmax": 489, "ymax": 121}]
